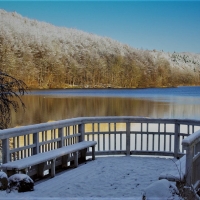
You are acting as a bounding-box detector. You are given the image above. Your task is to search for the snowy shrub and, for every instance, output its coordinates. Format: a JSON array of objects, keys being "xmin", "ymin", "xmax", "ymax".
[
  {"xmin": 7, "ymin": 173, "xmax": 34, "ymax": 193},
  {"xmin": 142, "ymin": 179, "xmax": 181, "ymax": 200},
  {"xmin": 0, "ymin": 171, "xmax": 8, "ymax": 190}
]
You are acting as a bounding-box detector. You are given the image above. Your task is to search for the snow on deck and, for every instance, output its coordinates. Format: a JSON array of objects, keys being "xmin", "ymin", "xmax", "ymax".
[{"xmin": 0, "ymin": 156, "xmax": 179, "ymax": 199}]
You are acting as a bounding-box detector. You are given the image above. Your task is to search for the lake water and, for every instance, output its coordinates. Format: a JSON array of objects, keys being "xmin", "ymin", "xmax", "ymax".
[{"xmin": 10, "ymin": 86, "xmax": 200, "ymax": 128}]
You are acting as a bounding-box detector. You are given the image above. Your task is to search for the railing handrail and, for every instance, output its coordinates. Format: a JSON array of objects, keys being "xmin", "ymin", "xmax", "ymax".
[
  {"xmin": 1, "ymin": 116, "xmax": 200, "ymax": 186},
  {"xmin": 0, "ymin": 118, "xmax": 83, "ymax": 139},
  {"xmin": 1, "ymin": 116, "xmax": 200, "ymax": 139},
  {"xmin": 182, "ymin": 129, "xmax": 200, "ymax": 147}
]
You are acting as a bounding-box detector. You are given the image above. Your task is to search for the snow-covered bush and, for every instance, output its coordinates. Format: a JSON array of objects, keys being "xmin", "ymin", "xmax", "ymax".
[
  {"xmin": 7, "ymin": 174, "xmax": 34, "ymax": 193},
  {"xmin": 142, "ymin": 179, "xmax": 181, "ymax": 200},
  {"xmin": 0, "ymin": 171, "xmax": 8, "ymax": 190}
]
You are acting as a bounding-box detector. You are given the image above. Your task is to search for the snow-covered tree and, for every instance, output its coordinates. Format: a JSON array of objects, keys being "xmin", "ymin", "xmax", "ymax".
[{"xmin": 0, "ymin": 9, "xmax": 200, "ymax": 88}]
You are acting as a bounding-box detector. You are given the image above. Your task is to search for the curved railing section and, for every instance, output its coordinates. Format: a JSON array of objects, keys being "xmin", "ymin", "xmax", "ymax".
[
  {"xmin": 0, "ymin": 117, "xmax": 200, "ymax": 164},
  {"xmin": 182, "ymin": 129, "xmax": 200, "ymax": 186}
]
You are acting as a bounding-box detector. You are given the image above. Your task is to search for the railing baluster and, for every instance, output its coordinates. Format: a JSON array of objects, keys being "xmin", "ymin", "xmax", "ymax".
[
  {"xmin": 78, "ymin": 123, "xmax": 84, "ymax": 143},
  {"xmin": 25, "ymin": 134, "xmax": 29, "ymax": 157},
  {"xmin": 87, "ymin": 125, "xmax": 89, "ymax": 141},
  {"xmin": 21, "ymin": 150, "xmax": 23, "ymax": 159},
  {"xmin": 135, "ymin": 131, "xmax": 137, "ymax": 150},
  {"xmin": 126, "ymin": 121, "xmax": 130, "ymax": 155},
  {"xmin": 2, "ymin": 138, "xmax": 9, "ymax": 163},
  {"xmin": 17, "ymin": 136, "xmax": 20, "ymax": 159},
  {"xmin": 13, "ymin": 137, "xmax": 16, "ymax": 161},
  {"xmin": 114, "ymin": 123, "xmax": 116, "ymax": 151},
  {"xmin": 187, "ymin": 125, "xmax": 190, "ymax": 135},
  {"xmin": 169, "ymin": 124, "xmax": 172, "ymax": 152},
  {"xmin": 152, "ymin": 126, "xmax": 154, "ymax": 151},
  {"xmin": 27, "ymin": 134, "xmax": 30, "ymax": 157},
  {"xmin": 45, "ymin": 130, "xmax": 48, "ymax": 152},
  {"xmin": 164, "ymin": 123, "xmax": 166, "ymax": 151},
  {"xmin": 92, "ymin": 123, "xmax": 94, "ymax": 141},
  {"xmin": 103, "ymin": 124, "xmax": 105, "ymax": 151},
  {"xmin": 70, "ymin": 126, "xmax": 73, "ymax": 145},
  {"xmin": 73, "ymin": 126, "xmax": 75, "ymax": 144},
  {"xmin": 53, "ymin": 129, "xmax": 55, "ymax": 148},
  {"xmin": 17, "ymin": 136, "xmax": 20, "ymax": 148},
  {"xmin": 120, "ymin": 129, "xmax": 122, "ymax": 151},
  {"xmin": 141, "ymin": 123, "xmax": 143, "ymax": 150},
  {"xmin": 24, "ymin": 135, "xmax": 26, "ymax": 147},
  {"xmin": 58, "ymin": 127, "xmax": 64, "ymax": 148},
  {"xmin": 48, "ymin": 136, "xmax": 51, "ymax": 151},
  {"xmin": 109, "ymin": 123, "xmax": 111, "ymax": 151},
  {"xmin": 147, "ymin": 123, "xmax": 149, "ymax": 151},
  {"xmin": 181, "ymin": 135, "xmax": 185, "ymax": 153},
  {"xmin": 98, "ymin": 123, "xmax": 100, "ymax": 151},
  {"xmin": 174, "ymin": 123, "xmax": 180, "ymax": 158},
  {"xmin": 67, "ymin": 126, "xmax": 70, "ymax": 145},
  {"xmin": 42, "ymin": 131, "xmax": 45, "ymax": 152},
  {"xmin": 33, "ymin": 132, "xmax": 39, "ymax": 155},
  {"xmin": 158, "ymin": 123, "xmax": 160, "ymax": 151}
]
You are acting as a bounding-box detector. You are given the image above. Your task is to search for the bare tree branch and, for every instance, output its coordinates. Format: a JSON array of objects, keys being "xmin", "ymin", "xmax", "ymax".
[{"xmin": 0, "ymin": 71, "xmax": 28, "ymax": 129}]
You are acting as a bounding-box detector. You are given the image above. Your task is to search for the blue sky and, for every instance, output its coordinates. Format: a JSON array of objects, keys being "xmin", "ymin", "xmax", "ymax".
[{"xmin": 0, "ymin": 1, "xmax": 200, "ymax": 53}]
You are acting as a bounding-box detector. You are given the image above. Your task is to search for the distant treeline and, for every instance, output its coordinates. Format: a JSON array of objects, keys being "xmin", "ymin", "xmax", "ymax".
[
  {"xmin": 0, "ymin": 42, "xmax": 199, "ymax": 89},
  {"xmin": 0, "ymin": 9, "xmax": 200, "ymax": 89}
]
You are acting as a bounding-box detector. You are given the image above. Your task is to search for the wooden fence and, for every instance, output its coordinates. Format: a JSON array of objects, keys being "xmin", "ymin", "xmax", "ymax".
[
  {"xmin": 0, "ymin": 116, "xmax": 200, "ymax": 185},
  {"xmin": 182, "ymin": 129, "xmax": 200, "ymax": 186}
]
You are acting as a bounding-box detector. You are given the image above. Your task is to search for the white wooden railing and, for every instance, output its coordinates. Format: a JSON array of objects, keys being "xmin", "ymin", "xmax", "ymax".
[
  {"xmin": 0, "ymin": 116, "xmax": 200, "ymax": 162},
  {"xmin": 182, "ymin": 129, "xmax": 200, "ymax": 186},
  {"xmin": 0, "ymin": 116, "xmax": 200, "ymax": 184}
]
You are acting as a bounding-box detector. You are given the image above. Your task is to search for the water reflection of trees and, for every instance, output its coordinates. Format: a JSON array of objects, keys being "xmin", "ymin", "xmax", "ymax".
[{"xmin": 10, "ymin": 96, "xmax": 200, "ymax": 128}]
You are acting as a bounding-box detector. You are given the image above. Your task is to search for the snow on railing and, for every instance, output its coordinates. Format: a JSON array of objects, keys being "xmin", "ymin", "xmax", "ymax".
[
  {"xmin": 182, "ymin": 129, "xmax": 200, "ymax": 186},
  {"xmin": 0, "ymin": 117, "xmax": 200, "ymax": 165},
  {"xmin": 1, "ymin": 117, "xmax": 200, "ymax": 185}
]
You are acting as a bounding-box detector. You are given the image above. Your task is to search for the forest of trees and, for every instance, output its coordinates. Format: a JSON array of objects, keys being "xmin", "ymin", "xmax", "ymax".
[
  {"xmin": 0, "ymin": 41, "xmax": 199, "ymax": 89},
  {"xmin": 0, "ymin": 9, "xmax": 200, "ymax": 89}
]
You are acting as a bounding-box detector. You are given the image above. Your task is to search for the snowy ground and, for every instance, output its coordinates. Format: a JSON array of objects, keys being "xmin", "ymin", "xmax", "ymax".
[{"xmin": 0, "ymin": 155, "xmax": 181, "ymax": 199}]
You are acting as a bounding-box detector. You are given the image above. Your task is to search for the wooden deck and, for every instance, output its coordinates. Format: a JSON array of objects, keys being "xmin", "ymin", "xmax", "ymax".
[{"xmin": 0, "ymin": 156, "xmax": 178, "ymax": 199}]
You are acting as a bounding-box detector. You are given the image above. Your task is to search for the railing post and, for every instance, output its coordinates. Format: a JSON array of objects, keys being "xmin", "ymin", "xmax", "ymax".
[
  {"xmin": 58, "ymin": 128, "xmax": 64, "ymax": 147},
  {"xmin": 174, "ymin": 122, "xmax": 180, "ymax": 158},
  {"xmin": 182, "ymin": 144, "xmax": 193, "ymax": 186},
  {"xmin": 126, "ymin": 121, "xmax": 130, "ymax": 156},
  {"xmin": 33, "ymin": 132, "xmax": 39, "ymax": 155},
  {"xmin": 2, "ymin": 138, "xmax": 10, "ymax": 163},
  {"xmin": 78, "ymin": 123, "xmax": 85, "ymax": 142}
]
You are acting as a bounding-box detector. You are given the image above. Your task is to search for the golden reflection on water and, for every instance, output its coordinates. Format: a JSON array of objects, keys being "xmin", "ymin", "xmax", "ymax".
[
  {"xmin": 7, "ymin": 94, "xmax": 200, "ymax": 153},
  {"xmin": 10, "ymin": 95, "xmax": 200, "ymax": 128}
]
